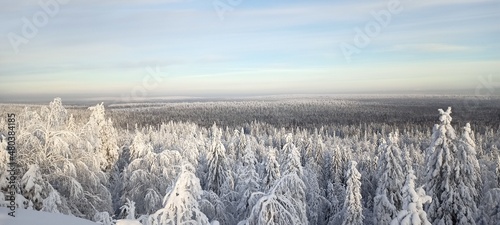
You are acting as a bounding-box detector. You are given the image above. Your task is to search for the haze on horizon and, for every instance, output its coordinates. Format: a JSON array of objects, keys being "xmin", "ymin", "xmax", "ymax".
[{"xmin": 0, "ymin": 0, "xmax": 499, "ymax": 102}]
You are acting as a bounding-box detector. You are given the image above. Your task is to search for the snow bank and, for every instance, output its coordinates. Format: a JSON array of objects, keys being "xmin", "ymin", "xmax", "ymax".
[
  {"xmin": 0, "ymin": 207, "xmax": 97, "ymax": 225},
  {"xmin": 116, "ymin": 219, "xmax": 142, "ymax": 225}
]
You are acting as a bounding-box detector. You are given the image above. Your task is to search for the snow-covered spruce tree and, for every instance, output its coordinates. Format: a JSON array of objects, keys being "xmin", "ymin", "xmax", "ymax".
[
  {"xmin": 122, "ymin": 130, "xmax": 182, "ymax": 215},
  {"xmin": 477, "ymin": 188, "xmax": 500, "ymax": 225},
  {"xmin": 125, "ymin": 130, "xmax": 156, "ymax": 203},
  {"xmin": 129, "ymin": 129, "xmax": 150, "ymax": 161},
  {"xmin": 86, "ymin": 103, "xmax": 119, "ymax": 172},
  {"xmin": 236, "ymin": 128, "xmax": 247, "ymax": 159},
  {"xmin": 101, "ymin": 118, "xmax": 119, "ymax": 172},
  {"xmin": 314, "ymin": 134, "xmax": 326, "ymax": 168},
  {"xmin": 0, "ymin": 137, "xmax": 9, "ymax": 200},
  {"xmin": 206, "ymin": 125, "xmax": 234, "ymax": 196},
  {"xmin": 280, "ymin": 133, "xmax": 303, "ymax": 177},
  {"xmin": 390, "ymin": 167, "xmax": 431, "ymax": 225},
  {"xmin": 327, "ymin": 146, "xmax": 351, "ymax": 225},
  {"xmin": 43, "ymin": 97, "xmax": 68, "ymax": 130},
  {"xmin": 326, "ymin": 180, "xmax": 345, "ymax": 225},
  {"xmin": 235, "ymin": 145, "xmax": 260, "ymax": 221},
  {"xmin": 66, "ymin": 114, "xmax": 78, "ymax": 132},
  {"xmin": 245, "ymin": 173, "xmax": 308, "ymax": 225},
  {"xmin": 303, "ymin": 157, "xmax": 327, "ymax": 225},
  {"xmin": 200, "ymin": 190, "xmax": 232, "ymax": 225},
  {"xmin": 281, "ymin": 134, "xmax": 303, "ymax": 177},
  {"xmin": 42, "ymin": 185, "xmax": 66, "ymax": 213},
  {"xmin": 55, "ymin": 143, "xmax": 112, "ymax": 218},
  {"xmin": 263, "ymin": 147, "xmax": 281, "ymax": 191},
  {"xmin": 148, "ymin": 162, "xmax": 210, "ymax": 225},
  {"xmin": 179, "ymin": 137, "xmax": 200, "ymax": 169},
  {"xmin": 496, "ymin": 155, "xmax": 500, "ymax": 187},
  {"xmin": 342, "ymin": 161, "xmax": 363, "ymax": 225},
  {"xmin": 331, "ymin": 145, "xmax": 351, "ymax": 184},
  {"xmin": 120, "ymin": 198, "xmax": 137, "ymax": 220},
  {"xmin": 21, "ymin": 164, "xmax": 45, "ymax": 210},
  {"xmin": 373, "ymin": 133, "xmax": 405, "ymax": 225},
  {"xmin": 303, "ymin": 138, "xmax": 315, "ymax": 168},
  {"xmin": 425, "ymin": 107, "xmax": 476, "ymax": 225},
  {"xmin": 457, "ymin": 123, "xmax": 482, "ymax": 203}
]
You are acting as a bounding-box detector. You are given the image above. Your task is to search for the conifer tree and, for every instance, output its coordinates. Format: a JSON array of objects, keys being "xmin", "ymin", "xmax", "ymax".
[
  {"xmin": 457, "ymin": 123, "xmax": 481, "ymax": 203},
  {"xmin": 245, "ymin": 174, "xmax": 308, "ymax": 225},
  {"xmin": 391, "ymin": 167, "xmax": 432, "ymax": 225},
  {"xmin": 206, "ymin": 125, "xmax": 234, "ymax": 196},
  {"xmin": 148, "ymin": 163, "xmax": 210, "ymax": 225},
  {"xmin": 21, "ymin": 164, "xmax": 45, "ymax": 210},
  {"xmin": 425, "ymin": 107, "xmax": 477, "ymax": 225},
  {"xmin": 374, "ymin": 133, "xmax": 405, "ymax": 225},
  {"xmin": 235, "ymin": 146, "xmax": 260, "ymax": 221},
  {"xmin": 0, "ymin": 138, "xmax": 9, "ymax": 199},
  {"xmin": 496, "ymin": 156, "xmax": 500, "ymax": 187},
  {"xmin": 477, "ymin": 188, "xmax": 500, "ymax": 224},
  {"xmin": 264, "ymin": 147, "xmax": 281, "ymax": 191},
  {"xmin": 87, "ymin": 103, "xmax": 118, "ymax": 172},
  {"xmin": 281, "ymin": 133, "xmax": 303, "ymax": 177},
  {"xmin": 120, "ymin": 198, "xmax": 137, "ymax": 220},
  {"xmin": 342, "ymin": 161, "xmax": 363, "ymax": 225}
]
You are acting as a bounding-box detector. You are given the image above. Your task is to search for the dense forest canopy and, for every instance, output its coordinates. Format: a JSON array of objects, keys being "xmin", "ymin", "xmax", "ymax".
[{"xmin": 1, "ymin": 96, "xmax": 499, "ymax": 225}]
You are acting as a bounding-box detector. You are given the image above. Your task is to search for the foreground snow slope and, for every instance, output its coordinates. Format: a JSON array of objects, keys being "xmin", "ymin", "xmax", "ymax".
[
  {"xmin": 116, "ymin": 220, "xmax": 142, "ymax": 225},
  {"xmin": 0, "ymin": 207, "xmax": 97, "ymax": 225}
]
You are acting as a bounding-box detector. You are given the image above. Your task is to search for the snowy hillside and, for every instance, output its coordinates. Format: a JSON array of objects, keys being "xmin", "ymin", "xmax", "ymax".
[{"xmin": 0, "ymin": 207, "xmax": 98, "ymax": 225}]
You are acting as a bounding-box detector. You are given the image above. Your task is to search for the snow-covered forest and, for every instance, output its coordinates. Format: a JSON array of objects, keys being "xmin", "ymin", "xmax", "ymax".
[{"xmin": 1, "ymin": 97, "xmax": 500, "ymax": 225}]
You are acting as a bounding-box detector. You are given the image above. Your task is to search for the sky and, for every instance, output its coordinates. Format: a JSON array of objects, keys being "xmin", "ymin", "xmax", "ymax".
[{"xmin": 0, "ymin": 0, "xmax": 499, "ymax": 101}]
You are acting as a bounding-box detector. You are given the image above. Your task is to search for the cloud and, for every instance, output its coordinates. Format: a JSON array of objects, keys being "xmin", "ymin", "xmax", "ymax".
[
  {"xmin": 391, "ymin": 43, "xmax": 473, "ymax": 53},
  {"xmin": 408, "ymin": 0, "xmax": 497, "ymax": 9},
  {"xmin": 0, "ymin": 0, "xmax": 498, "ymax": 98}
]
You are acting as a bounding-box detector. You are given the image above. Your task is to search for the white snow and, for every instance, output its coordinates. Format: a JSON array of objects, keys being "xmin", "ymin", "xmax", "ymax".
[
  {"xmin": 116, "ymin": 219, "xmax": 142, "ymax": 225},
  {"xmin": 0, "ymin": 207, "xmax": 97, "ymax": 225}
]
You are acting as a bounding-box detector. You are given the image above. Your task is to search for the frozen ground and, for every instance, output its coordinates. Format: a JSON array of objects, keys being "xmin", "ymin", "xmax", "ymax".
[
  {"xmin": 0, "ymin": 207, "xmax": 143, "ymax": 225},
  {"xmin": 0, "ymin": 207, "xmax": 97, "ymax": 225}
]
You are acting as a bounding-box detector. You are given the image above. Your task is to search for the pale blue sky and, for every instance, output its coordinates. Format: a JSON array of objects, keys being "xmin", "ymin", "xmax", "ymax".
[{"xmin": 0, "ymin": 0, "xmax": 499, "ymax": 100}]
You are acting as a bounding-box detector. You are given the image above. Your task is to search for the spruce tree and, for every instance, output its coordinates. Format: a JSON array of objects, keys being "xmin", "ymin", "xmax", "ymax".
[
  {"xmin": 425, "ymin": 107, "xmax": 477, "ymax": 225},
  {"xmin": 342, "ymin": 161, "xmax": 363, "ymax": 225},
  {"xmin": 264, "ymin": 147, "xmax": 281, "ymax": 191},
  {"xmin": 374, "ymin": 133, "xmax": 405, "ymax": 225},
  {"xmin": 235, "ymin": 146, "xmax": 260, "ymax": 221},
  {"xmin": 0, "ymin": 138, "xmax": 9, "ymax": 199},
  {"xmin": 457, "ymin": 123, "xmax": 481, "ymax": 202},
  {"xmin": 245, "ymin": 174, "xmax": 308, "ymax": 225},
  {"xmin": 391, "ymin": 167, "xmax": 432, "ymax": 225},
  {"xmin": 496, "ymin": 155, "xmax": 500, "ymax": 187},
  {"xmin": 21, "ymin": 164, "xmax": 45, "ymax": 210},
  {"xmin": 206, "ymin": 125, "xmax": 234, "ymax": 196},
  {"xmin": 87, "ymin": 103, "xmax": 118, "ymax": 172},
  {"xmin": 148, "ymin": 163, "xmax": 210, "ymax": 225}
]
